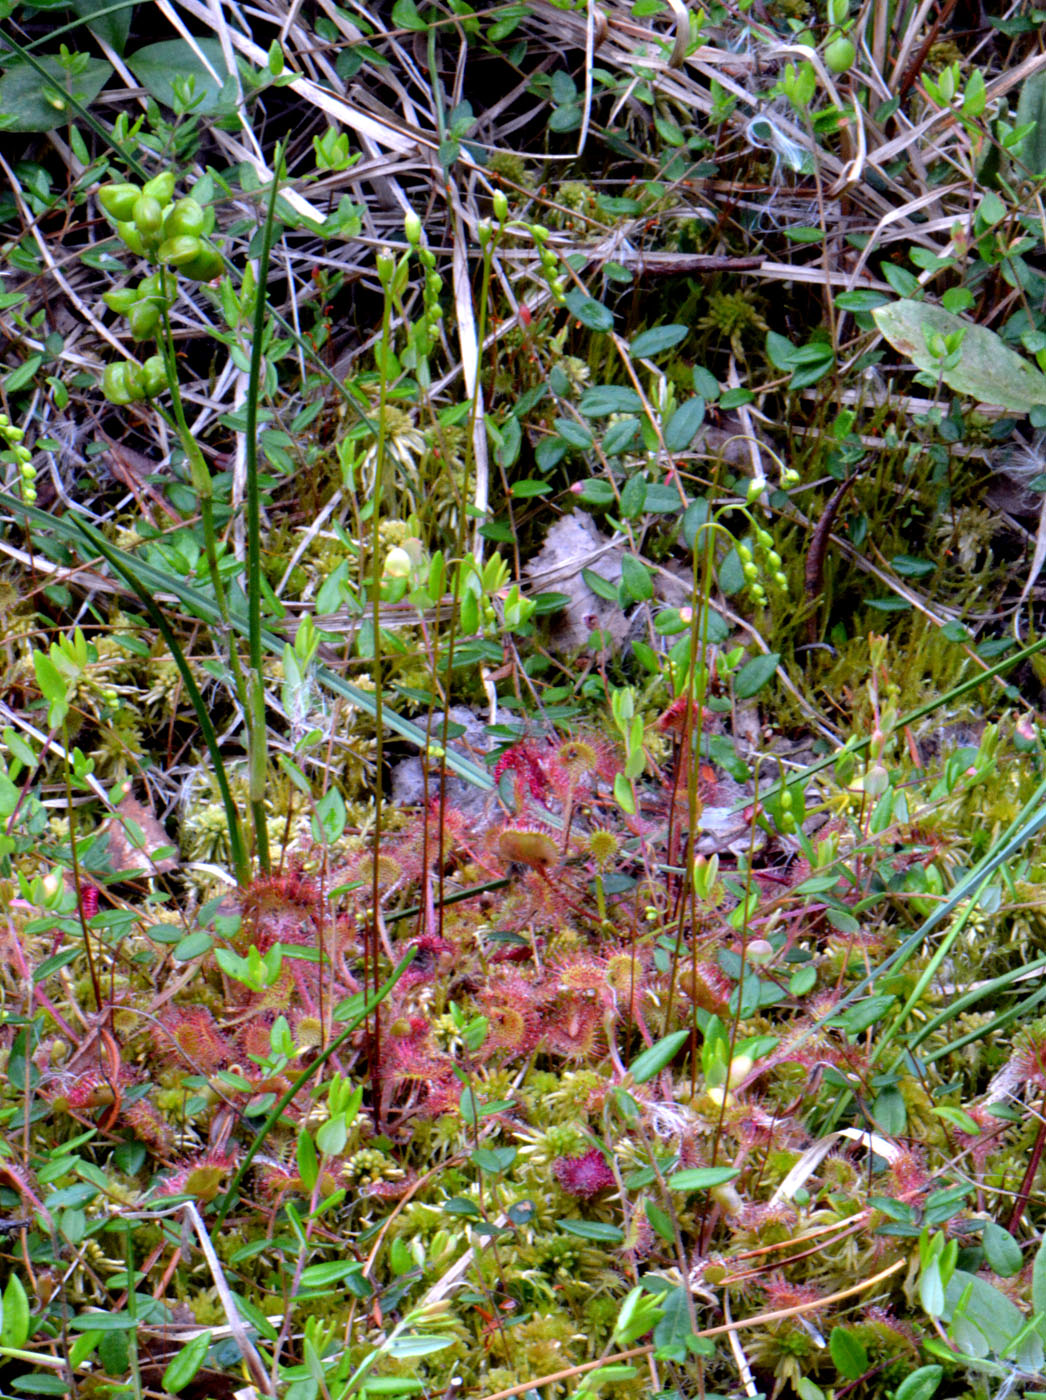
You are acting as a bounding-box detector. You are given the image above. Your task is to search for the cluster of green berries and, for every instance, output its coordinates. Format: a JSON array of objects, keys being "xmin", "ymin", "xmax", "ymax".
[
  {"xmin": 0, "ymin": 415, "xmax": 35, "ymax": 506},
  {"xmin": 404, "ymin": 210, "xmax": 443, "ymax": 356},
  {"xmin": 96, "ymin": 174, "xmax": 223, "ymax": 407},
  {"xmin": 526, "ymin": 222, "xmax": 566, "ymax": 303},
  {"xmin": 737, "ymin": 524, "xmax": 788, "ymax": 608},
  {"xmin": 98, "ymin": 173, "xmax": 222, "ymax": 281},
  {"xmin": 476, "ymin": 193, "xmax": 566, "ymax": 304}
]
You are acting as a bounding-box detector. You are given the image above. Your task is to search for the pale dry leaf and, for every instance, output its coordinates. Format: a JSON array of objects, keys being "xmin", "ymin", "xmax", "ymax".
[{"xmin": 102, "ymin": 790, "xmax": 179, "ymax": 876}]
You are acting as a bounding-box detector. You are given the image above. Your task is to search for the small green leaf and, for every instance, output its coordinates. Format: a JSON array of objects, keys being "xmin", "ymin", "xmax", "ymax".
[
  {"xmin": 392, "ymin": 0, "xmax": 429, "ymax": 28},
  {"xmin": 384, "ymin": 1335, "xmax": 454, "ymax": 1358},
  {"xmin": 1, "ymin": 1273, "xmax": 30, "ymax": 1350},
  {"xmin": 982, "ymin": 1220, "xmax": 1023, "ymax": 1278},
  {"xmin": 581, "ymin": 568, "xmax": 619, "ymax": 602},
  {"xmin": 471, "ymin": 1146, "xmax": 517, "ymax": 1174},
  {"xmin": 871, "ymin": 1086, "xmax": 907, "ymax": 1135},
  {"xmin": 162, "ymin": 1330, "xmax": 212, "ymax": 1394},
  {"xmin": 619, "ymin": 474, "xmax": 647, "ymax": 518},
  {"xmin": 630, "ymin": 1029, "xmax": 688, "ymax": 1083},
  {"xmin": 829, "ymin": 1326, "xmax": 868, "ymax": 1380},
  {"xmin": 644, "ymin": 1200, "xmax": 676, "ymax": 1244},
  {"xmin": 579, "ymin": 385, "xmax": 644, "ymax": 416},
  {"xmin": 892, "ymin": 554, "xmax": 935, "ymax": 578},
  {"xmin": 556, "ymin": 1219, "xmax": 624, "ymax": 1242},
  {"xmin": 733, "ymin": 652, "xmax": 780, "ymax": 699},
  {"xmin": 894, "ymin": 1366, "xmax": 943, "ymax": 1400},
  {"xmin": 564, "ymin": 289, "xmax": 614, "ymax": 332},
  {"xmin": 667, "ymin": 1166, "xmax": 739, "ymax": 1191},
  {"xmin": 620, "ymin": 555, "xmax": 653, "ymax": 602},
  {"xmin": 664, "ymin": 397, "xmax": 705, "ymax": 451},
  {"xmin": 553, "ymin": 418, "xmax": 593, "ymax": 449},
  {"xmin": 576, "ymin": 479, "xmax": 616, "ymax": 508},
  {"xmin": 629, "ymin": 324, "xmax": 687, "ymax": 358},
  {"xmin": 173, "ymin": 931, "xmax": 213, "ymax": 963}
]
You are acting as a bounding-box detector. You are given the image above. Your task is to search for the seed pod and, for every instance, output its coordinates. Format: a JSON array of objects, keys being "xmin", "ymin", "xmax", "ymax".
[
  {"xmin": 163, "ymin": 197, "xmax": 206, "ymax": 240},
  {"xmin": 136, "ymin": 273, "xmax": 164, "ymax": 300},
  {"xmin": 158, "ymin": 233, "xmax": 204, "ymax": 267},
  {"xmin": 127, "ymin": 300, "xmax": 160, "ymax": 342},
  {"xmin": 824, "ymin": 34, "xmax": 855, "ymax": 73},
  {"xmin": 116, "ymin": 220, "xmax": 145, "ymax": 255},
  {"xmin": 102, "ymin": 363, "xmax": 134, "ymax": 405},
  {"xmin": 98, "ymin": 183, "xmax": 141, "ymax": 221},
  {"xmin": 132, "ymin": 194, "xmax": 164, "ymax": 238},
  {"xmin": 102, "ymin": 288, "xmax": 139, "ymax": 316},
  {"xmin": 142, "ymin": 171, "xmax": 176, "ymax": 205},
  {"xmin": 142, "ymin": 354, "xmax": 167, "ymax": 397},
  {"xmin": 179, "ymin": 243, "xmax": 223, "ymax": 282}
]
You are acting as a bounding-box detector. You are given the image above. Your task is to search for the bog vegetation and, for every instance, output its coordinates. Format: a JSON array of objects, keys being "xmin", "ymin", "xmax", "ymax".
[{"xmin": 3, "ymin": 1, "xmax": 1046, "ymax": 1398}]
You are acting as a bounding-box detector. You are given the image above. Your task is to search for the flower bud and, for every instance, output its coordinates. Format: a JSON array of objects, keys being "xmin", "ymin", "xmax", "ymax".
[
  {"xmin": 376, "ymin": 246, "xmax": 395, "ymax": 286},
  {"xmin": 403, "ymin": 209, "xmax": 422, "ymax": 246},
  {"xmin": 383, "ymin": 546, "xmax": 413, "ymax": 580},
  {"xmin": 492, "ymin": 189, "xmax": 508, "ymax": 223}
]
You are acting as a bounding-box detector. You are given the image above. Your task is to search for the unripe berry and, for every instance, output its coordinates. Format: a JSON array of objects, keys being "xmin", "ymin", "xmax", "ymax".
[{"xmin": 824, "ymin": 34, "xmax": 856, "ymax": 73}]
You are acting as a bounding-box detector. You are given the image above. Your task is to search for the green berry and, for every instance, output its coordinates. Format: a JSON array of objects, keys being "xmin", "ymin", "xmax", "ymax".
[{"xmin": 824, "ymin": 34, "xmax": 855, "ymax": 73}]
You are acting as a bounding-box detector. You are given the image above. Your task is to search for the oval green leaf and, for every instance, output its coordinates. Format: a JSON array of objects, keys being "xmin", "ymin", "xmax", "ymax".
[
  {"xmin": 874, "ymin": 298, "xmax": 1046, "ymax": 412},
  {"xmin": 667, "ymin": 1166, "xmax": 739, "ymax": 1191},
  {"xmin": 162, "ymin": 1330, "xmax": 212, "ymax": 1394},
  {"xmin": 0, "ymin": 54, "xmax": 111, "ymax": 131},
  {"xmin": 126, "ymin": 38, "xmax": 239, "ymax": 114},
  {"xmin": 630, "ymin": 1029, "xmax": 688, "ymax": 1082},
  {"xmin": 664, "ymin": 397, "xmax": 706, "ymax": 451},
  {"xmin": 564, "ymin": 289, "xmax": 614, "ymax": 332},
  {"xmin": 579, "ymin": 385, "xmax": 644, "ymax": 416},
  {"xmin": 733, "ymin": 652, "xmax": 780, "ymax": 699},
  {"xmin": 629, "ymin": 324, "xmax": 688, "ymax": 358}
]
